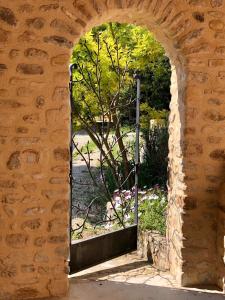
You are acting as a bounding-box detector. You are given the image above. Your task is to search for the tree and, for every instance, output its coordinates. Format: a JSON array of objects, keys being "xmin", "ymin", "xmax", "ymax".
[
  {"xmin": 71, "ymin": 23, "xmax": 171, "ymax": 231},
  {"xmin": 71, "ymin": 22, "xmax": 170, "ymax": 175}
]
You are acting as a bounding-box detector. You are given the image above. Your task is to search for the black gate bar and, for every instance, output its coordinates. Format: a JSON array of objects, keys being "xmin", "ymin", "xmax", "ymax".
[{"xmin": 70, "ymin": 225, "xmax": 137, "ymax": 274}]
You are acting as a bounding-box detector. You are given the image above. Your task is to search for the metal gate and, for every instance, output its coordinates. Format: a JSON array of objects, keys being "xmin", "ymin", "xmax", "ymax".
[{"xmin": 69, "ymin": 64, "xmax": 141, "ymax": 274}]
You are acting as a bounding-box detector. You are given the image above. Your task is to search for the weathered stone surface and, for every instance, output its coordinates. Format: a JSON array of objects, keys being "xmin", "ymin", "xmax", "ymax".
[
  {"xmin": 184, "ymin": 197, "xmax": 197, "ymax": 210},
  {"xmin": 12, "ymin": 137, "xmax": 40, "ymax": 145},
  {"xmin": 21, "ymin": 195, "xmax": 39, "ymax": 204},
  {"xmin": 208, "ymin": 98, "xmax": 224, "ymax": 105},
  {"xmin": 51, "ymin": 54, "xmax": 69, "ymax": 66},
  {"xmin": 39, "ymin": 3, "xmax": 59, "ymax": 11},
  {"xmin": 23, "ymin": 183, "xmax": 37, "ymax": 193},
  {"xmin": 183, "ymin": 43, "xmax": 209, "ymax": 55},
  {"xmin": 50, "ymin": 177, "xmax": 68, "ymax": 184},
  {"xmin": 18, "ymin": 4, "xmax": 34, "ymax": 13},
  {"xmin": 21, "ymin": 219, "xmax": 41, "ymax": 231},
  {"xmin": 0, "ymin": 99, "xmax": 21, "ymax": 109},
  {"xmin": 23, "ymin": 207, "xmax": 45, "ymax": 216},
  {"xmin": 7, "ymin": 151, "xmax": 21, "ymax": 170},
  {"xmin": 51, "ymin": 165, "xmax": 68, "ymax": 173},
  {"xmin": 138, "ymin": 231, "xmax": 169, "ymax": 271},
  {"xmin": 184, "ymin": 140, "xmax": 203, "ymax": 156},
  {"xmin": 0, "ymin": 64, "xmax": 7, "ymax": 73},
  {"xmin": 206, "ymin": 175, "xmax": 221, "ymax": 184},
  {"xmin": 209, "ymin": 20, "xmax": 225, "ymax": 31},
  {"xmin": 5, "ymin": 234, "xmax": 28, "ymax": 248},
  {"xmin": 3, "ymin": 205, "xmax": 15, "ymax": 217},
  {"xmin": 48, "ymin": 218, "xmax": 67, "ymax": 232},
  {"xmin": 47, "ymin": 278, "xmax": 68, "ymax": 297},
  {"xmin": 188, "ymin": 0, "xmax": 208, "ymax": 6},
  {"xmin": 192, "ymin": 12, "xmax": 204, "ymax": 22},
  {"xmin": 0, "ymin": 180, "xmax": 16, "ymax": 189},
  {"xmin": 48, "ymin": 235, "xmax": 67, "ymax": 244},
  {"xmin": 188, "ymin": 71, "xmax": 208, "ymax": 83},
  {"xmin": 0, "ymin": 28, "xmax": 9, "ymax": 43},
  {"xmin": 35, "ymin": 95, "xmax": 45, "ymax": 108},
  {"xmin": 215, "ymin": 47, "xmax": 225, "ymax": 56},
  {"xmin": 14, "ymin": 288, "xmax": 39, "ymax": 299},
  {"xmin": 209, "ymin": 59, "xmax": 225, "ymax": 67},
  {"xmin": 210, "ymin": 149, "xmax": 225, "ymax": 161},
  {"xmin": 0, "ymin": 7, "xmax": 17, "ymax": 26},
  {"xmin": 50, "ymin": 19, "xmax": 78, "ymax": 35},
  {"xmin": 52, "ymin": 200, "xmax": 68, "ymax": 214},
  {"xmin": 208, "ymin": 10, "xmax": 224, "ymax": 18},
  {"xmin": 175, "ymin": 28, "xmax": 203, "ymax": 48},
  {"xmin": 0, "ymin": 259, "xmax": 17, "ymax": 278},
  {"xmin": 16, "ymin": 127, "xmax": 29, "ymax": 134},
  {"xmin": 43, "ymin": 36, "xmax": 73, "ymax": 48},
  {"xmin": 0, "ymin": 89, "xmax": 9, "ymax": 97},
  {"xmin": 22, "ymin": 149, "xmax": 40, "ymax": 164},
  {"xmin": 204, "ymin": 110, "xmax": 225, "ymax": 121},
  {"xmin": 210, "ymin": 0, "xmax": 223, "ymax": 7},
  {"xmin": 17, "ymin": 64, "xmax": 44, "ymax": 75},
  {"xmin": 55, "ymin": 246, "xmax": 69, "ymax": 258},
  {"xmin": 73, "ymin": 2, "xmax": 92, "ymax": 19},
  {"xmin": 21, "ymin": 264, "xmax": 35, "ymax": 273},
  {"xmin": 52, "ymin": 87, "xmax": 69, "ymax": 101},
  {"xmin": 2, "ymin": 193, "xmax": 20, "ymax": 204},
  {"xmin": 207, "ymin": 136, "xmax": 222, "ymax": 144},
  {"xmin": 1, "ymin": 0, "xmax": 225, "ymax": 297},
  {"xmin": 34, "ymin": 251, "xmax": 49, "ymax": 263},
  {"xmin": 38, "ymin": 266, "xmax": 50, "ymax": 274},
  {"xmin": 18, "ymin": 31, "xmax": 38, "ymax": 43},
  {"xmin": 42, "ymin": 189, "xmax": 67, "ymax": 200},
  {"xmin": 46, "ymin": 107, "xmax": 62, "ymax": 125},
  {"xmin": 54, "ymin": 147, "xmax": 69, "ymax": 161},
  {"xmin": 26, "ymin": 18, "xmax": 45, "ymax": 30},
  {"xmin": 23, "ymin": 113, "xmax": 39, "ymax": 123},
  {"xmin": 24, "ymin": 48, "xmax": 48, "ymax": 59},
  {"xmin": 17, "ymin": 86, "xmax": 33, "ymax": 97},
  {"xmin": 34, "ymin": 237, "xmax": 46, "ymax": 247}
]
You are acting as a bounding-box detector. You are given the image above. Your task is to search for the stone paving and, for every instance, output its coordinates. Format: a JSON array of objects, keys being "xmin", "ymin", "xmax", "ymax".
[{"xmin": 59, "ymin": 253, "xmax": 224, "ymax": 300}]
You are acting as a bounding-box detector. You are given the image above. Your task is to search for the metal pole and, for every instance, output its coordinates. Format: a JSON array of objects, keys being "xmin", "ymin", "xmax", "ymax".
[
  {"xmin": 69, "ymin": 63, "xmax": 76, "ymax": 269},
  {"xmin": 134, "ymin": 72, "xmax": 141, "ymax": 225}
]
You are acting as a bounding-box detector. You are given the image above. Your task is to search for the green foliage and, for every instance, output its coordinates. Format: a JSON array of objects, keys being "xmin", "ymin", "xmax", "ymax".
[
  {"xmin": 138, "ymin": 189, "xmax": 167, "ymax": 235},
  {"xmin": 140, "ymin": 125, "xmax": 169, "ymax": 188},
  {"xmin": 71, "ymin": 22, "xmax": 170, "ymax": 127},
  {"xmin": 140, "ymin": 102, "xmax": 168, "ymax": 130},
  {"xmin": 71, "ymin": 22, "xmax": 170, "ymax": 237},
  {"xmin": 115, "ymin": 187, "xmax": 167, "ymax": 235},
  {"xmin": 73, "ymin": 140, "xmax": 96, "ymax": 159}
]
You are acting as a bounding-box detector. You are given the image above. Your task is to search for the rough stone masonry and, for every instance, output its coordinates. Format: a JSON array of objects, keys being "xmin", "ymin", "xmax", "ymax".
[{"xmin": 0, "ymin": 0, "xmax": 225, "ymax": 298}]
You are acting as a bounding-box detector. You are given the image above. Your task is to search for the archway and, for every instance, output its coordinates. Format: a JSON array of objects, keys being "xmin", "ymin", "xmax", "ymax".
[{"xmin": 0, "ymin": 1, "xmax": 224, "ymax": 298}]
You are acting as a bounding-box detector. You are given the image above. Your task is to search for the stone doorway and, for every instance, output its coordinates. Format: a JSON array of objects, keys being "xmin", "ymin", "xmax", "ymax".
[{"xmin": 0, "ymin": 1, "xmax": 225, "ymax": 299}]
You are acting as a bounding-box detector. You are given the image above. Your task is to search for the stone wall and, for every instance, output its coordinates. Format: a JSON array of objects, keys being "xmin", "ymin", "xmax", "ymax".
[
  {"xmin": 138, "ymin": 231, "xmax": 169, "ymax": 272},
  {"xmin": 0, "ymin": 0, "xmax": 225, "ymax": 298}
]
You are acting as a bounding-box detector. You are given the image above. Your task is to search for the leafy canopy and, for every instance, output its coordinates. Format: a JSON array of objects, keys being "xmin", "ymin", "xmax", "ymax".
[{"xmin": 71, "ymin": 22, "xmax": 171, "ymax": 128}]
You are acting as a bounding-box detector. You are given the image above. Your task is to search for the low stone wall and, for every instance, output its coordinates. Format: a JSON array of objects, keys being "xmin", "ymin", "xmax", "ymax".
[{"xmin": 138, "ymin": 231, "xmax": 169, "ymax": 272}]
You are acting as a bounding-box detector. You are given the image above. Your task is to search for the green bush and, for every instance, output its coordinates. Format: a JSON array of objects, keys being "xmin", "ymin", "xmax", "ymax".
[
  {"xmin": 118, "ymin": 187, "xmax": 167, "ymax": 235},
  {"xmin": 139, "ymin": 125, "xmax": 168, "ymax": 189},
  {"xmin": 138, "ymin": 188, "xmax": 167, "ymax": 235}
]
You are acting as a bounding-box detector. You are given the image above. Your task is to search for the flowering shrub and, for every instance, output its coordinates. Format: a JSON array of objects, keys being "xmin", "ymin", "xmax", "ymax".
[{"xmin": 107, "ymin": 186, "xmax": 167, "ymax": 235}]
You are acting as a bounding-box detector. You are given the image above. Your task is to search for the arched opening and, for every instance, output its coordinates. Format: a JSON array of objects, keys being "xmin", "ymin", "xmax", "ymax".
[
  {"xmin": 1, "ymin": 1, "xmax": 225, "ymax": 299},
  {"xmin": 65, "ymin": 8, "xmax": 187, "ymax": 291},
  {"xmin": 70, "ymin": 21, "xmax": 171, "ymax": 273}
]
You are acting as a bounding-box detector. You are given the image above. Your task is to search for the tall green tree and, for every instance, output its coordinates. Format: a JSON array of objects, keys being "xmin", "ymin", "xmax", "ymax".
[{"xmin": 71, "ymin": 22, "xmax": 170, "ymax": 191}]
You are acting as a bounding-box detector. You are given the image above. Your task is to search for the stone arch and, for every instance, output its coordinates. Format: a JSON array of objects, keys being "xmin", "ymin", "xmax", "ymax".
[{"xmin": 0, "ymin": 0, "xmax": 225, "ymax": 298}]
